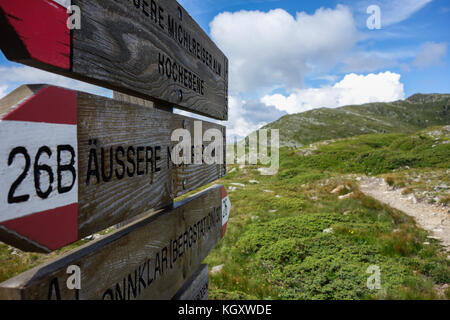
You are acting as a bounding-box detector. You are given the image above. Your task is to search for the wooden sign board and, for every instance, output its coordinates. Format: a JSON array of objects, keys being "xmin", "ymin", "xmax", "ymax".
[
  {"xmin": 0, "ymin": 185, "xmax": 231, "ymax": 300},
  {"xmin": 0, "ymin": 85, "xmax": 226, "ymax": 253},
  {"xmin": 172, "ymin": 264, "xmax": 209, "ymax": 301},
  {"xmin": 0, "ymin": 0, "xmax": 229, "ymax": 120}
]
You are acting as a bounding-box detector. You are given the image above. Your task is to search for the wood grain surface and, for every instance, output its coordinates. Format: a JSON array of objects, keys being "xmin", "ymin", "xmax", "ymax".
[
  {"xmin": 0, "ymin": 0, "xmax": 228, "ymax": 120},
  {"xmin": 172, "ymin": 264, "xmax": 209, "ymax": 300},
  {"xmin": 0, "ymin": 185, "xmax": 228, "ymax": 300},
  {"xmin": 0, "ymin": 85, "xmax": 225, "ymax": 253}
]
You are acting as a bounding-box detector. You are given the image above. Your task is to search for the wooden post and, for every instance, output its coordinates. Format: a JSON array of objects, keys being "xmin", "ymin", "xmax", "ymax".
[
  {"xmin": 113, "ymin": 91, "xmax": 171, "ymax": 230},
  {"xmin": 113, "ymin": 92, "xmax": 154, "ymax": 109},
  {"xmin": 0, "ymin": 0, "xmax": 230, "ymax": 301},
  {"xmin": 0, "ymin": 185, "xmax": 230, "ymax": 300},
  {"xmin": 0, "ymin": 0, "xmax": 229, "ymax": 120},
  {"xmin": 172, "ymin": 264, "xmax": 209, "ymax": 300},
  {"xmin": 0, "ymin": 85, "xmax": 226, "ymax": 252}
]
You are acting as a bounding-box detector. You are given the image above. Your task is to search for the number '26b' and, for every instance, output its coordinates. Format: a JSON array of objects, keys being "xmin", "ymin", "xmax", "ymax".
[{"xmin": 7, "ymin": 145, "xmax": 76, "ymax": 204}]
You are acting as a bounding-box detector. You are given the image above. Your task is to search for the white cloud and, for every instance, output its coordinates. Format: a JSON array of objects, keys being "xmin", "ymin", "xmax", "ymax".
[
  {"xmin": 313, "ymin": 75, "xmax": 339, "ymax": 83},
  {"xmin": 261, "ymin": 72, "xmax": 405, "ymax": 114},
  {"xmin": 0, "ymin": 66, "xmax": 111, "ymax": 98},
  {"xmin": 226, "ymin": 96, "xmax": 287, "ymax": 140},
  {"xmin": 340, "ymin": 50, "xmax": 416, "ymax": 73},
  {"xmin": 0, "ymin": 85, "xmax": 7, "ymax": 99},
  {"xmin": 358, "ymin": 0, "xmax": 432, "ymax": 26},
  {"xmin": 175, "ymin": 94, "xmax": 287, "ymax": 140},
  {"xmin": 210, "ymin": 6, "xmax": 359, "ymax": 94},
  {"xmin": 341, "ymin": 52, "xmax": 396, "ymax": 73},
  {"xmin": 226, "ymin": 96, "xmax": 267, "ymax": 140},
  {"xmin": 414, "ymin": 42, "xmax": 447, "ymax": 68},
  {"xmin": 384, "ymin": 0, "xmax": 432, "ymax": 25}
]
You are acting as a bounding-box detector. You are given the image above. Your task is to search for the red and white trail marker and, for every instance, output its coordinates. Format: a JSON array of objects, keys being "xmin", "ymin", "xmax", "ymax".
[
  {"xmin": 0, "ymin": 85, "xmax": 226, "ymax": 253},
  {"xmin": 0, "ymin": 0, "xmax": 228, "ymax": 120},
  {"xmin": 0, "ymin": 0, "xmax": 71, "ymax": 70},
  {"xmin": 0, "ymin": 87, "xmax": 78, "ymax": 251},
  {"xmin": 221, "ymin": 186, "xmax": 231, "ymax": 238},
  {"xmin": 0, "ymin": 0, "xmax": 229, "ymax": 301}
]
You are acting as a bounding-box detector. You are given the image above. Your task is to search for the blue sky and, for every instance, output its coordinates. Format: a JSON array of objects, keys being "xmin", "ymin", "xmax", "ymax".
[
  {"xmin": 180, "ymin": 0, "xmax": 450, "ymax": 97},
  {"xmin": 1, "ymin": 0, "xmax": 449, "ymax": 139}
]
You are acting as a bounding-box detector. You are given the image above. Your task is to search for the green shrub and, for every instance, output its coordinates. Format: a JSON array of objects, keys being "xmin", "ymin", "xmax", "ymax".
[{"xmin": 257, "ymin": 238, "xmax": 306, "ymax": 266}]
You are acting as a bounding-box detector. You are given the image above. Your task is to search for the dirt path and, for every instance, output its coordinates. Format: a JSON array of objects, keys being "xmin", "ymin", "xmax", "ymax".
[{"xmin": 359, "ymin": 177, "xmax": 450, "ymax": 252}]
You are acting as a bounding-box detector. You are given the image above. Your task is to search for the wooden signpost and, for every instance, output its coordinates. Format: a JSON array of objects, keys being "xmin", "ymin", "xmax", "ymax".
[
  {"xmin": 0, "ymin": 85, "xmax": 226, "ymax": 253},
  {"xmin": 0, "ymin": 185, "xmax": 230, "ymax": 300},
  {"xmin": 0, "ymin": 0, "xmax": 228, "ymax": 120},
  {"xmin": 0, "ymin": 0, "xmax": 230, "ymax": 300},
  {"xmin": 173, "ymin": 264, "xmax": 209, "ymax": 300}
]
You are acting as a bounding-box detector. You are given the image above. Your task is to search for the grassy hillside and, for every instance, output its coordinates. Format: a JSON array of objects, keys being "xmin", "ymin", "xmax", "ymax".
[
  {"xmin": 261, "ymin": 94, "xmax": 450, "ymax": 147},
  {"xmin": 1, "ymin": 127, "xmax": 449, "ymax": 300},
  {"xmin": 204, "ymin": 126, "xmax": 450, "ymax": 300}
]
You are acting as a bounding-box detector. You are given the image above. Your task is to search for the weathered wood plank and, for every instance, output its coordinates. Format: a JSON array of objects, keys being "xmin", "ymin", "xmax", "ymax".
[
  {"xmin": 112, "ymin": 91, "xmax": 168, "ymax": 230},
  {"xmin": 113, "ymin": 92, "xmax": 155, "ymax": 109},
  {"xmin": 0, "ymin": 85, "xmax": 226, "ymax": 253},
  {"xmin": 0, "ymin": 185, "xmax": 230, "ymax": 300},
  {"xmin": 172, "ymin": 264, "xmax": 209, "ymax": 301},
  {"xmin": 0, "ymin": 0, "xmax": 228, "ymax": 120}
]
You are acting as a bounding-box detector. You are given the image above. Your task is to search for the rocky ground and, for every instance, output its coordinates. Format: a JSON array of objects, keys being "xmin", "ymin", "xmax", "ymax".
[{"xmin": 359, "ymin": 176, "xmax": 450, "ymax": 253}]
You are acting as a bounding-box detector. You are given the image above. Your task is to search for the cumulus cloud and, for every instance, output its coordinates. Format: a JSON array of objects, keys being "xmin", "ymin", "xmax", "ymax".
[
  {"xmin": 173, "ymin": 95, "xmax": 284, "ymax": 140},
  {"xmin": 238, "ymin": 100, "xmax": 287, "ymax": 125},
  {"xmin": 210, "ymin": 6, "xmax": 359, "ymax": 94},
  {"xmin": 226, "ymin": 72, "xmax": 405, "ymax": 139},
  {"xmin": 340, "ymin": 49, "xmax": 416, "ymax": 73},
  {"xmin": 341, "ymin": 52, "xmax": 397, "ymax": 73},
  {"xmin": 383, "ymin": 0, "xmax": 432, "ymax": 25},
  {"xmin": 0, "ymin": 85, "xmax": 7, "ymax": 99},
  {"xmin": 414, "ymin": 42, "xmax": 447, "ymax": 68},
  {"xmin": 357, "ymin": 0, "xmax": 432, "ymax": 26},
  {"xmin": 226, "ymin": 96, "xmax": 266, "ymax": 140},
  {"xmin": 261, "ymin": 72, "xmax": 405, "ymax": 114},
  {"xmin": 0, "ymin": 66, "xmax": 111, "ymax": 98}
]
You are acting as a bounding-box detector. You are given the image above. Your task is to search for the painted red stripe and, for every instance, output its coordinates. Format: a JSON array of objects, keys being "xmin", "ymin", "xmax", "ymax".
[
  {"xmin": 0, "ymin": 0, "xmax": 70, "ymax": 70},
  {"xmin": 221, "ymin": 185, "xmax": 229, "ymax": 238},
  {"xmin": 222, "ymin": 222, "xmax": 228, "ymax": 238},
  {"xmin": 2, "ymin": 86, "xmax": 77, "ymax": 125},
  {"xmin": 0, "ymin": 203, "xmax": 78, "ymax": 251},
  {"xmin": 221, "ymin": 185, "xmax": 227, "ymax": 199}
]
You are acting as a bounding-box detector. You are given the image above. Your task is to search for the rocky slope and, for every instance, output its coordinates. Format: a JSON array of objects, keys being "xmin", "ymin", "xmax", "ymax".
[{"xmin": 260, "ymin": 94, "xmax": 450, "ymax": 147}]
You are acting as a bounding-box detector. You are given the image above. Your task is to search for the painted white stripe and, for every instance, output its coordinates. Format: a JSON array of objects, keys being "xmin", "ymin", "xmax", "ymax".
[
  {"xmin": 222, "ymin": 196, "xmax": 231, "ymax": 227},
  {"xmin": 0, "ymin": 120, "xmax": 78, "ymax": 223}
]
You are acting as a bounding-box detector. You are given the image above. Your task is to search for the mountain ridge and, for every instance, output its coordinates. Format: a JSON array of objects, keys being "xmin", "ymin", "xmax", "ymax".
[{"xmin": 258, "ymin": 93, "xmax": 450, "ymax": 147}]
